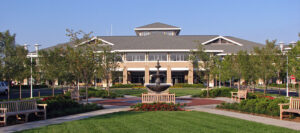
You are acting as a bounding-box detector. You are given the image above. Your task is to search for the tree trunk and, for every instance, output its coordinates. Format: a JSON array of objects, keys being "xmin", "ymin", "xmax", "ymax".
[
  {"xmin": 264, "ymin": 81, "xmax": 267, "ymax": 95},
  {"xmin": 19, "ymin": 84, "xmax": 22, "ymax": 100},
  {"xmin": 85, "ymin": 84, "xmax": 88, "ymax": 103},
  {"xmin": 7, "ymin": 81, "xmax": 10, "ymax": 100},
  {"xmin": 238, "ymin": 79, "xmax": 240, "ymax": 91},
  {"xmin": 52, "ymin": 85, "xmax": 55, "ymax": 97},
  {"xmin": 106, "ymin": 78, "xmax": 110, "ymax": 96},
  {"xmin": 229, "ymin": 78, "xmax": 232, "ymax": 88},
  {"xmin": 206, "ymin": 74, "xmax": 209, "ymax": 98},
  {"xmin": 298, "ymin": 81, "xmax": 300, "ymax": 98}
]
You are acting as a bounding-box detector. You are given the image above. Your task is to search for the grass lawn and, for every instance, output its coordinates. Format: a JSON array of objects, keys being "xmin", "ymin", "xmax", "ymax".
[
  {"xmin": 19, "ymin": 111, "xmax": 297, "ymax": 133},
  {"xmin": 111, "ymin": 88, "xmax": 203, "ymax": 97},
  {"xmin": 169, "ymin": 88, "xmax": 202, "ymax": 97}
]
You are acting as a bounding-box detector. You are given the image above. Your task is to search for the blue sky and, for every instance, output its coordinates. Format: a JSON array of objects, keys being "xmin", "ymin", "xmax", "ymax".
[{"xmin": 1, "ymin": 0, "xmax": 300, "ymax": 51}]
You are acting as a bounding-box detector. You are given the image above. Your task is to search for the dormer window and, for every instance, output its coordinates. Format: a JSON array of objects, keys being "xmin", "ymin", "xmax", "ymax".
[{"xmin": 134, "ymin": 22, "xmax": 181, "ymax": 36}]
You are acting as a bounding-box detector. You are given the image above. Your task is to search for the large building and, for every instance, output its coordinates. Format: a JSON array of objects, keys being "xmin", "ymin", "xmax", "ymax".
[{"xmin": 46, "ymin": 22, "xmax": 264, "ymax": 87}]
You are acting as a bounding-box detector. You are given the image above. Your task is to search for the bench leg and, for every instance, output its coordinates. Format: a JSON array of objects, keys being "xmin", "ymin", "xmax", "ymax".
[
  {"xmin": 4, "ymin": 116, "xmax": 7, "ymax": 126},
  {"xmin": 25, "ymin": 113, "xmax": 28, "ymax": 122},
  {"xmin": 44, "ymin": 111, "xmax": 47, "ymax": 120},
  {"xmin": 280, "ymin": 111, "xmax": 283, "ymax": 120}
]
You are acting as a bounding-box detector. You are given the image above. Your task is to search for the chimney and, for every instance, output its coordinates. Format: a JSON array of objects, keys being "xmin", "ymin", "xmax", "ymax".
[
  {"xmin": 34, "ymin": 44, "xmax": 40, "ymax": 56},
  {"xmin": 289, "ymin": 41, "xmax": 296, "ymax": 47},
  {"xmin": 278, "ymin": 42, "xmax": 284, "ymax": 52},
  {"xmin": 24, "ymin": 44, "xmax": 29, "ymax": 50}
]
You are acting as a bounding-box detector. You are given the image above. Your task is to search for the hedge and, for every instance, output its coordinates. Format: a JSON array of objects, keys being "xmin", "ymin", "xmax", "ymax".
[
  {"xmin": 192, "ymin": 87, "xmax": 236, "ymax": 98},
  {"xmin": 11, "ymin": 85, "xmax": 48, "ymax": 89},
  {"xmin": 38, "ymin": 95, "xmax": 102, "ymax": 118},
  {"xmin": 171, "ymin": 83, "xmax": 205, "ymax": 88},
  {"xmin": 216, "ymin": 97, "xmax": 288, "ymax": 116}
]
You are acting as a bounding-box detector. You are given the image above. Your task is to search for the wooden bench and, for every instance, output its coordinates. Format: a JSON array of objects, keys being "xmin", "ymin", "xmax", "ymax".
[
  {"xmin": 231, "ymin": 90, "xmax": 247, "ymax": 102},
  {"xmin": 142, "ymin": 93, "xmax": 175, "ymax": 104},
  {"xmin": 279, "ymin": 97, "xmax": 300, "ymax": 120},
  {"xmin": 0, "ymin": 100, "xmax": 47, "ymax": 126}
]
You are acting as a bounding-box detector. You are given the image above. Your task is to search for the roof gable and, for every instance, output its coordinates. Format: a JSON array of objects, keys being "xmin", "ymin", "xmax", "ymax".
[{"xmin": 135, "ymin": 22, "xmax": 180, "ymax": 29}]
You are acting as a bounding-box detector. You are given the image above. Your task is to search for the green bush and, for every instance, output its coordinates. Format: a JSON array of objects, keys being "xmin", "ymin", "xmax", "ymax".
[
  {"xmin": 11, "ymin": 85, "xmax": 48, "ymax": 90},
  {"xmin": 78, "ymin": 88, "xmax": 123, "ymax": 98},
  {"xmin": 192, "ymin": 87, "xmax": 236, "ymax": 98},
  {"xmin": 111, "ymin": 84, "xmax": 139, "ymax": 88},
  {"xmin": 217, "ymin": 97, "xmax": 288, "ymax": 116},
  {"xmin": 38, "ymin": 95, "xmax": 102, "ymax": 118},
  {"xmin": 171, "ymin": 83, "xmax": 205, "ymax": 88}
]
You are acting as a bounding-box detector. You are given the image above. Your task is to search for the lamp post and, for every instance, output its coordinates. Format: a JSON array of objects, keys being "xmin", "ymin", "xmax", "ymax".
[
  {"xmin": 286, "ymin": 53, "xmax": 289, "ymax": 97},
  {"xmin": 24, "ymin": 44, "xmax": 40, "ymax": 98}
]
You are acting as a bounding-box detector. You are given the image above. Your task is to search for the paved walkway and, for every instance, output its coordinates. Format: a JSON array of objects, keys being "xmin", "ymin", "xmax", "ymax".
[
  {"xmin": 186, "ymin": 104, "xmax": 300, "ymax": 131},
  {"xmin": 0, "ymin": 105, "xmax": 130, "ymax": 133}
]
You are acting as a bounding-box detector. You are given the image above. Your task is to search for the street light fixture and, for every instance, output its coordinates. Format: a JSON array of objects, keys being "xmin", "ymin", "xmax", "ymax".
[{"xmin": 24, "ymin": 44, "xmax": 40, "ymax": 98}]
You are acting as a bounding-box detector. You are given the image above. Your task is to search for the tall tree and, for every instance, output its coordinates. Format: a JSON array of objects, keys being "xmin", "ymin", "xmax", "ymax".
[
  {"xmin": 232, "ymin": 51, "xmax": 251, "ymax": 91},
  {"xmin": 190, "ymin": 44, "xmax": 214, "ymax": 97},
  {"xmin": 0, "ymin": 30, "xmax": 17, "ymax": 100},
  {"xmin": 14, "ymin": 46, "xmax": 30, "ymax": 99},
  {"xmin": 220, "ymin": 54, "xmax": 235, "ymax": 88},
  {"xmin": 288, "ymin": 37, "xmax": 300, "ymax": 97},
  {"xmin": 39, "ymin": 48, "xmax": 66, "ymax": 96},
  {"xmin": 96, "ymin": 45, "xmax": 120, "ymax": 96},
  {"xmin": 254, "ymin": 40, "xmax": 277, "ymax": 94},
  {"xmin": 66, "ymin": 29, "xmax": 95, "ymax": 102}
]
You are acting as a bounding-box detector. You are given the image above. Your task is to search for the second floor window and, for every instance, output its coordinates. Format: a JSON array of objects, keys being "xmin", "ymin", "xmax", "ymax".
[
  {"xmin": 148, "ymin": 53, "xmax": 167, "ymax": 61},
  {"xmin": 126, "ymin": 53, "xmax": 145, "ymax": 61},
  {"xmin": 170, "ymin": 53, "xmax": 188, "ymax": 61}
]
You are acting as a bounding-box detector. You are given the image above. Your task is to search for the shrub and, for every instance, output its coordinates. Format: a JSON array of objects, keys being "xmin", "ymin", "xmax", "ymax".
[
  {"xmin": 171, "ymin": 83, "xmax": 205, "ymax": 88},
  {"xmin": 131, "ymin": 103, "xmax": 185, "ymax": 111},
  {"xmin": 217, "ymin": 97, "xmax": 288, "ymax": 116},
  {"xmin": 38, "ymin": 95, "xmax": 102, "ymax": 118},
  {"xmin": 111, "ymin": 84, "xmax": 139, "ymax": 88},
  {"xmin": 78, "ymin": 88, "xmax": 123, "ymax": 98},
  {"xmin": 192, "ymin": 87, "xmax": 236, "ymax": 98}
]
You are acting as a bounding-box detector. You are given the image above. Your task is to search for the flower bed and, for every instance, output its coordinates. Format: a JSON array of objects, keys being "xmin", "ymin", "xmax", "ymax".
[{"xmin": 131, "ymin": 103, "xmax": 185, "ymax": 111}]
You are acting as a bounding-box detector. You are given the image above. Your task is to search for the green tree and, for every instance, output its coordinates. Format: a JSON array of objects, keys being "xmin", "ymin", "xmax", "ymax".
[
  {"xmin": 254, "ymin": 40, "xmax": 277, "ymax": 95},
  {"xmin": 190, "ymin": 44, "xmax": 214, "ymax": 97},
  {"xmin": 14, "ymin": 46, "xmax": 30, "ymax": 99},
  {"xmin": 39, "ymin": 48, "xmax": 66, "ymax": 96},
  {"xmin": 96, "ymin": 45, "xmax": 120, "ymax": 96},
  {"xmin": 0, "ymin": 30, "xmax": 21, "ymax": 100},
  {"xmin": 232, "ymin": 51, "xmax": 250, "ymax": 91},
  {"xmin": 220, "ymin": 54, "xmax": 235, "ymax": 88},
  {"xmin": 288, "ymin": 38, "xmax": 300, "ymax": 97},
  {"xmin": 66, "ymin": 29, "xmax": 95, "ymax": 102}
]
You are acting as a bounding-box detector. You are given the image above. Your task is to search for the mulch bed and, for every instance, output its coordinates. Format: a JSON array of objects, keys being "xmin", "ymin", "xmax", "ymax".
[
  {"xmin": 217, "ymin": 108, "xmax": 300, "ymax": 123},
  {"xmin": 93, "ymin": 97, "xmax": 224, "ymax": 106}
]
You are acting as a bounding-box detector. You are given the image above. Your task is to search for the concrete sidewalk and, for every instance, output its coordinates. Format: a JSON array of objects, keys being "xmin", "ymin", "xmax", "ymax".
[
  {"xmin": 187, "ymin": 105, "xmax": 300, "ymax": 131},
  {"xmin": 0, "ymin": 105, "xmax": 130, "ymax": 133}
]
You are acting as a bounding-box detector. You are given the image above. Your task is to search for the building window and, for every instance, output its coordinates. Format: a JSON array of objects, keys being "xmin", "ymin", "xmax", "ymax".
[
  {"xmin": 170, "ymin": 53, "xmax": 188, "ymax": 61},
  {"xmin": 148, "ymin": 53, "xmax": 167, "ymax": 61},
  {"xmin": 126, "ymin": 53, "xmax": 145, "ymax": 61}
]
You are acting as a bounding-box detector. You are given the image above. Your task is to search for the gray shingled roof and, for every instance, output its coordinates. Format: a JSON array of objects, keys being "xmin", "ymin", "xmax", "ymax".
[
  {"xmin": 96, "ymin": 35, "xmax": 263, "ymax": 54},
  {"xmin": 43, "ymin": 34, "xmax": 264, "ymax": 54},
  {"xmin": 136, "ymin": 22, "xmax": 180, "ymax": 29}
]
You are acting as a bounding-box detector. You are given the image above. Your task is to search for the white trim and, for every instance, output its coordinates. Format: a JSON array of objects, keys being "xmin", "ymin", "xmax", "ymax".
[
  {"xmin": 135, "ymin": 28, "xmax": 181, "ymax": 30},
  {"xmin": 203, "ymin": 50, "xmax": 224, "ymax": 53},
  {"xmin": 127, "ymin": 68, "xmax": 145, "ymax": 71},
  {"xmin": 113, "ymin": 49, "xmax": 191, "ymax": 52},
  {"xmin": 114, "ymin": 49, "xmax": 223, "ymax": 53},
  {"xmin": 202, "ymin": 36, "xmax": 243, "ymax": 46},
  {"xmin": 78, "ymin": 37, "xmax": 114, "ymax": 46},
  {"xmin": 149, "ymin": 68, "xmax": 167, "ymax": 71},
  {"xmin": 171, "ymin": 68, "xmax": 189, "ymax": 71},
  {"xmin": 115, "ymin": 68, "xmax": 124, "ymax": 71}
]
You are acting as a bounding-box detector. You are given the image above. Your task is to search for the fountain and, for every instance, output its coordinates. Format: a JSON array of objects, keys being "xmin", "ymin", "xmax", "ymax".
[{"xmin": 142, "ymin": 60, "xmax": 175, "ymax": 103}]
